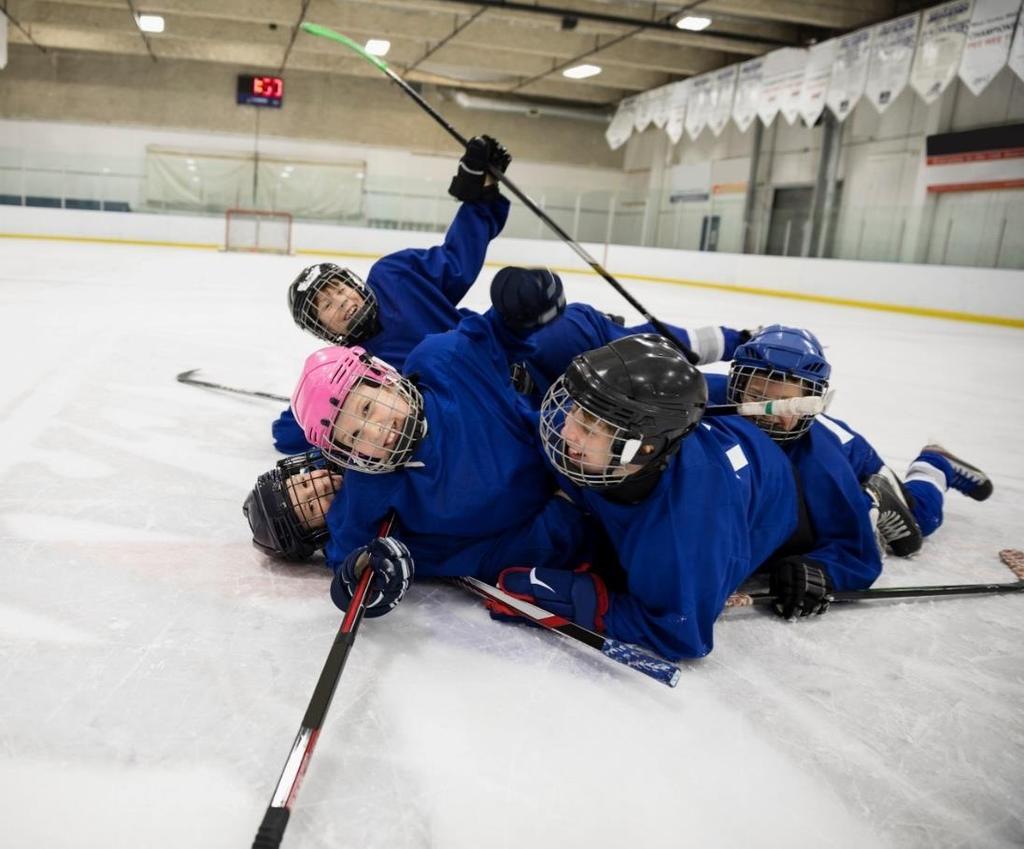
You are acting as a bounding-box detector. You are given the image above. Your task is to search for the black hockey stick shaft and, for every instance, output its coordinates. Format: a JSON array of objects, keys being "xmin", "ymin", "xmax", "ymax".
[
  {"xmin": 733, "ymin": 579, "xmax": 1024, "ymax": 607},
  {"xmin": 177, "ymin": 369, "xmax": 289, "ymax": 403},
  {"xmin": 454, "ymin": 576, "xmax": 680, "ymax": 687},
  {"xmin": 300, "ymin": 23, "xmax": 698, "ymax": 365},
  {"xmin": 253, "ymin": 514, "xmax": 396, "ymax": 849}
]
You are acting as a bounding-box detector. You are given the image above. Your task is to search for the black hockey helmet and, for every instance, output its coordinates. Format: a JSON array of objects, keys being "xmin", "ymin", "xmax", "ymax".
[
  {"xmin": 288, "ymin": 263, "xmax": 380, "ymax": 346},
  {"xmin": 540, "ymin": 333, "xmax": 707, "ymax": 489},
  {"xmin": 243, "ymin": 450, "xmax": 343, "ymax": 561}
]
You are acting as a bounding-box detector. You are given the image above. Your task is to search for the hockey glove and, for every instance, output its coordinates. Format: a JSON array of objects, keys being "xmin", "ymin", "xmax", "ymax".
[
  {"xmin": 448, "ymin": 135, "xmax": 511, "ymax": 202},
  {"xmin": 487, "ymin": 565, "xmax": 609, "ymax": 631},
  {"xmin": 331, "ymin": 537, "xmax": 414, "ymax": 618},
  {"xmin": 490, "ymin": 266, "xmax": 566, "ymax": 332},
  {"xmin": 768, "ymin": 556, "xmax": 833, "ymax": 620}
]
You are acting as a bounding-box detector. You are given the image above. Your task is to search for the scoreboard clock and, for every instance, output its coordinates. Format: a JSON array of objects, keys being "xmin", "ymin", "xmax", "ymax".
[{"xmin": 237, "ymin": 75, "xmax": 284, "ymax": 108}]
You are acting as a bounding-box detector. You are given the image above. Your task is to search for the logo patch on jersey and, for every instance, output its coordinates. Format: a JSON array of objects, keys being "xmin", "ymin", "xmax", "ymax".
[{"xmin": 726, "ymin": 444, "xmax": 748, "ymax": 472}]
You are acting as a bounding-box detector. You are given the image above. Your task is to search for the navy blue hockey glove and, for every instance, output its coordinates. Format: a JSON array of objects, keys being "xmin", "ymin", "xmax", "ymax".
[
  {"xmin": 448, "ymin": 135, "xmax": 511, "ymax": 203},
  {"xmin": 490, "ymin": 266, "xmax": 566, "ymax": 332},
  {"xmin": 768, "ymin": 556, "xmax": 833, "ymax": 620},
  {"xmin": 331, "ymin": 537, "xmax": 414, "ymax": 618},
  {"xmin": 487, "ymin": 565, "xmax": 609, "ymax": 631}
]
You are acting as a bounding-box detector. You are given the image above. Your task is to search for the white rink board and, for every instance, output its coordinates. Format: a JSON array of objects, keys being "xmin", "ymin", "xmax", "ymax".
[
  {"xmin": 2, "ymin": 204, "xmax": 1023, "ymax": 322},
  {"xmin": 1, "ymin": 236, "xmax": 1023, "ymax": 849}
]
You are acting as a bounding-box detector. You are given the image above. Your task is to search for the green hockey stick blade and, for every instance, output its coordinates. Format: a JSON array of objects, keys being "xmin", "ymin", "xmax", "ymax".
[{"xmin": 301, "ymin": 23, "xmax": 389, "ymax": 73}]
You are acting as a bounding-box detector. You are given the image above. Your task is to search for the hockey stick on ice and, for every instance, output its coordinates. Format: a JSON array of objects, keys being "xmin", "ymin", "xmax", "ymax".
[
  {"xmin": 725, "ymin": 551, "xmax": 1024, "ymax": 608},
  {"xmin": 704, "ymin": 390, "xmax": 835, "ymax": 419},
  {"xmin": 454, "ymin": 576, "xmax": 681, "ymax": 688},
  {"xmin": 299, "ymin": 22, "xmax": 699, "ymax": 366},
  {"xmin": 252, "ymin": 513, "xmax": 395, "ymax": 849},
  {"xmin": 177, "ymin": 369, "xmax": 290, "ymax": 403}
]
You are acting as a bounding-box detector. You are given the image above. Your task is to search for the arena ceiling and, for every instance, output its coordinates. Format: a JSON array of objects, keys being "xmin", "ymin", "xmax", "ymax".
[{"xmin": 4, "ymin": 0, "xmax": 924, "ymax": 107}]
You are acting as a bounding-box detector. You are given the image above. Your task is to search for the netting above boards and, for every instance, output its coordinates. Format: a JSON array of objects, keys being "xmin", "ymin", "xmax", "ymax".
[{"xmin": 143, "ymin": 146, "xmax": 366, "ymax": 220}]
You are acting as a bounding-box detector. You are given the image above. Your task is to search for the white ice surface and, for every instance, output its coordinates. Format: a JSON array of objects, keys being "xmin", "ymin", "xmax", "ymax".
[{"xmin": 1, "ymin": 240, "xmax": 1023, "ymax": 849}]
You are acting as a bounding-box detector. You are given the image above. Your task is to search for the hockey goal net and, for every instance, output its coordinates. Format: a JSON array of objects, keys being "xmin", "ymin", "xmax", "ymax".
[{"xmin": 224, "ymin": 208, "xmax": 293, "ymax": 254}]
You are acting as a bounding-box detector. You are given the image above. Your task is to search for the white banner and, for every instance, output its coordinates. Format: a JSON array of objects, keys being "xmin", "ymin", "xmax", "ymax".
[
  {"xmin": 959, "ymin": 0, "xmax": 1022, "ymax": 95},
  {"xmin": 686, "ymin": 74, "xmax": 713, "ymax": 140},
  {"xmin": 707, "ymin": 65, "xmax": 739, "ymax": 136},
  {"xmin": 606, "ymin": 97, "xmax": 637, "ymax": 150},
  {"xmin": 827, "ymin": 27, "xmax": 875, "ymax": 121},
  {"xmin": 799, "ymin": 40, "xmax": 838, "ymax": 125},
  {"xmin": 633, "ymin": 90, "xmax": 658, "ymax": 132},
  {"xmin": 649, "ymin": 85, "xmax": 672, "ymax": 129},
  {"xmin": 732, "ymin": 58, "xmax": 764, "ymax": 132},
  {"xmin": 0, "ymin": 15, "xmax": 7, "ymax": 71},
  {"xmin": 665, "ymin": 80, "xmax": 690, "ymax": 145},
  {"xmin": 865, "ymin": 13, "xmax": 921, "ymax": 112},
  {"xmin": 911, "ymin": 0, "xmax": 974, "ymax": 103},
  {"xmin": 757, "ymin": 48, "xmax": 807, "ymax": 126},
  {"xmin": 1011, "ymin": 7, "xmax": 1024, "ymax": 81}
]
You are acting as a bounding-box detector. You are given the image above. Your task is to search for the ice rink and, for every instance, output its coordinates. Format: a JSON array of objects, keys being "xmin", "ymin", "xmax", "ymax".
[{"xmin": 2, "ymin": 236, "xmax": 1023, "ymax": 849}]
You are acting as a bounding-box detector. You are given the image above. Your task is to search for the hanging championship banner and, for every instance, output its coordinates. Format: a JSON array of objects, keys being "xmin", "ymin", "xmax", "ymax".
[
  {"xmin": 0, "ymin": 15, "xmax": 7, "ymax": 70},
  {"xmin": 757, "ymin": 48, "xmax": 807, "ymax": 126},
  {"xmin": 606, "ymin": 96, "xmax": 637, "ymax": 150},
  {"xmin": 665, "ymin": 80, "xmax": 691, "ymax": 144},
  {"xmin": 799, "ymin": 40, "xmax": 839, "ymax": 125},
  {"xmin": 732, "ymin": 58, "xmax": 764, "ymax": 132},
  {"xmin": 779, "ymin": 50, "xmax": 808, "ymax": 124},
  {"xmin": 826, "ymin": 27, "xmax": 875, "ymax": 121},
  {"xmin": 633, "ymin": 90, "xmax": 658, "ymax": 132},
  {"xmin": 686, "ymin": 74, "xmax": 713, "ymax": 140},
  {"xmin": 959, "ymin": 0, "xmax": 1022, "ymax": 95},
  {"xmin": 707, "ymin": 66, "xmax": 739, "ymax": 136},
  {"xmin": 1011, "ymin": 7, "xmax": 1024, "ymax": 82},
  {"xmin": 865, "ymin": 13, "xmax": 921, "ymax": 113},
  {"xmin": 910, "ymin": 0, "xmax": 973, "ymax": 104},
  {"xmin": 647, "ymin": 85, "xmax": 666, "ymax": 129}
]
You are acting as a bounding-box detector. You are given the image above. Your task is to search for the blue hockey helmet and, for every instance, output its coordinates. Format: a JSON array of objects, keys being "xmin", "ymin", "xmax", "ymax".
[{"xmin": 727, "ymin": 325, "xmax": 830, "ymax": 443}]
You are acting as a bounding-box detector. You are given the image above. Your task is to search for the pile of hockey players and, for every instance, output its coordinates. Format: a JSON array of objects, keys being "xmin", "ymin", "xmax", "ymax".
[{"xmin": 243, "ymin": 137, "xmax": 993, "ymax": 663}]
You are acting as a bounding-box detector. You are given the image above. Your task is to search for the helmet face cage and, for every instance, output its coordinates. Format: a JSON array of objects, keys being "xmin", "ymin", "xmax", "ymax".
[
  {"xmin": 320, "ymin": 371, "xmax": 426, "ymax": 474},
  {"xmin": 278, "ymin": 451, "xmax": 344, "ymax": 537},
  {"xmin": 292, "ymin": 265, "xmax": 379, "ymax": 346},
  {"xmin": 247, "ymin": 451, "xmax": 343, "ymax": 560},
  {"xmin": 539, "ymin": 376, "xmax": 647, "ymax": 489},
  {"xmin": 726, "ymin": 364, "xmax": 828, "ymax": 443}
]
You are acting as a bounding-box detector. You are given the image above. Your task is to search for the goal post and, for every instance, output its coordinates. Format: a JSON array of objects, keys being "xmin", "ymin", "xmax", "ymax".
[{"xmin": 224, "ymin": 208, "xmax": 293, "ymax": 254}]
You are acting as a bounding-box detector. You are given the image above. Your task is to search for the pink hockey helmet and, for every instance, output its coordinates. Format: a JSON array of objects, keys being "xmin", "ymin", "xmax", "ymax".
[{"xmin": 291, "ymin": 346, "xmax": 425, "ymax": 473}]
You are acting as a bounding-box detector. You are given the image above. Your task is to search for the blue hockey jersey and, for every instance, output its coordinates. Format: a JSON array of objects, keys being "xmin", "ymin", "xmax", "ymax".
[
  {"xmin": 559, "ymin": 414, "xmax": 799, "ymax": 661},
  {"xmin": 323, "ymin": 309, "xmax": 586, "ymax": 581},
  {"xmin": 705, "ymin": 374, "xmax": 882, "ymax": 591},
  {"xmin": 273, "ymin": 197, "xmax": 510, "ymax": 453},
  {"xmin": 525, "ymin": 303, "xmax": 745, "ymax": 395}
]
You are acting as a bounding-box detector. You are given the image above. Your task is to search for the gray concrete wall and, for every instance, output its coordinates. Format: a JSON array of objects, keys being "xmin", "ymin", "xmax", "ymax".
[{"xmin": 0, "ymin": 44, "xmax": 623, "ymax": 170}]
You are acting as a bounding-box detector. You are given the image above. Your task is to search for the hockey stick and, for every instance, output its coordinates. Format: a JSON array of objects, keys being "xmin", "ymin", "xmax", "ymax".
[
  {"xmin": 725, "ymin": 573, "xmax": 1024, "ymax": 608},
  {"xmin": 704, "ymin": 390, "xmax": 834, "ymax": 419},
  {"xmin": 177, "ymin": 369, "xmax": 289, "ymax": 403},
  {"xmin": 252, "ymin": 514, "xmax": 395, "ymax": 849},
  {"xmin": 299, "ymin": 22, "xmax": 699, "ymax": 365},
  {"xmin": 454, "ymin": 576, "xmax": 681, "ymax": 688}
]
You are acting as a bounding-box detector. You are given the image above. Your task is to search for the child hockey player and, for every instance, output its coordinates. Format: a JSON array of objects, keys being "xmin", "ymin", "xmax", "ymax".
[
  {"xmin": 288, "ymin": 296, "xmax": 592, "ymax": 616},
  {"xmin": 718, "ymin": 325, "xmax": 993, "ymax": 589}
]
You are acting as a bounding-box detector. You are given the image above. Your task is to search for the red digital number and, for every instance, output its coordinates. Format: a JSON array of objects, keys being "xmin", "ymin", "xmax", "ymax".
[{"xmin": 254, "ymin": 76, "xmax": 283, "ymax": 98}]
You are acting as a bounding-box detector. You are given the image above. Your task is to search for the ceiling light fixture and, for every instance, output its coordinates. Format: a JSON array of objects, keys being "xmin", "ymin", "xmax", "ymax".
[
  {"xmin": 136, "ymin": 14, "xmax": 165, "ymax": 34},
  {"xmin": 364, "ymin": 39, "xmax": 391, "ymax": 57},
  {"xmin": 676, "ymin": 15, "xmax": 712, "ymax": 31},
  {"xmin": 562, "ymin": 64, "xmax": 602, "ymax": 80}
]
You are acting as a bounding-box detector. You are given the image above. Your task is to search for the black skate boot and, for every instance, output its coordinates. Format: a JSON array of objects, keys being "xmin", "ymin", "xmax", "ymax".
[
  {"xmin": 920, "ymin": 444, "xmax": 993, "ymax": 502},
  {"xmin": 865, "ymin": 468, "xmax": 923, "ymax": 557}
]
